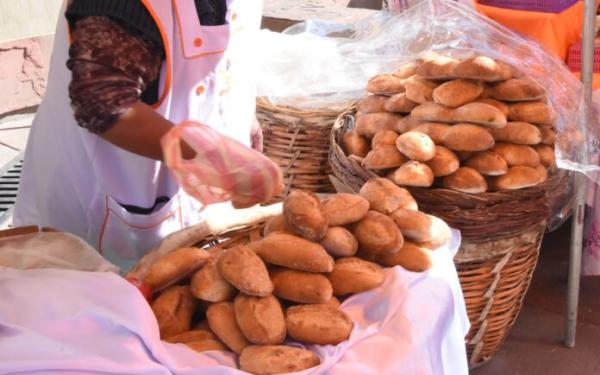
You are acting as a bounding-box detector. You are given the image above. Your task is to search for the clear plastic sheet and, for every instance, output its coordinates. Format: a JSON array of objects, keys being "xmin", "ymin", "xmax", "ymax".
[{"xmin": 256, "ymin": 0, "xmax": 598, "ymax": 225}]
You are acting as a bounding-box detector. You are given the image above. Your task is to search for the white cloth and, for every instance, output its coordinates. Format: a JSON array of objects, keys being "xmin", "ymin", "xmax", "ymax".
[{"xmin": 0, "ymin": 231, "xmax": 469, "ymax": 375}]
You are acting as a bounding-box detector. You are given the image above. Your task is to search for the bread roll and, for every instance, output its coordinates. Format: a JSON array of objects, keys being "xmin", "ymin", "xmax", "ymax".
[
  {"xmin": 357, "ymin": 95, "xmax": 388, "ymax": 113},
  {"xmin": 254, "ymin": 233, "xmax": 334, "ymax": 273},
  {"xmin": 362, "ymin": 146, "xmax": 407, "ymax": 170},
  {"xmin": 390, "ymin": 208, "xmax": 434, "ymax": 242},
  {"xmin": 165, "ymin": 329, "xmax": 216, "ymax": 344},
  {"xmin": 321, "ymin": 227, "xmax": 359, "ymax": 258},
  {"xmin": 356, "ymin": 112, "xmax": 404, "ymax": 138},
  {"xmin": 234, "ymin": 294, "xmax": 286, "ymax": 345},
  {"xmin": 453, "ymin": 102, "xmax": 507, "ymax": 129},
  {"xmin": 492, "ymin": 166, "xmax": 542, "ymax": 190},
  {"xmin": 270, "ymin": 268, "xmax": 333, "ymax": 304},
  {"xmin": 442, "ymin": 124, "xmax": 495, "ymax": 152},
  {"xmin": 184, "ymin": 339, "xmax": 227, "ymax": 353},
  {"xmin": 423, "ymin": 215, "xmax": 452, "ymax": 249},
  {"xmin": 376, "ymin": 241, "xmax": 433, "ymax": 272},
  {"xmin": 286, "ymin": 304, "xmax": 354, "ymax": 345},
  {"xmin": 534, "ymin": 145, "xmax": 556, "ymax": 167},
  {"xmin": 239, "ymin": 345, "xmax": 320, "ymax": 375},
  {"xmin": 284, "ymin": 190, "xmax": 328, "ymax": 242},
  {"xmin": 342, "ymin": 130, "xmax": 370, "ymax": 158},
  {"xmin": 152, "ymin": 286, "xmax": 197, "ymax": 339},
  {"xmin": 442, "ymin": 167, "xmax": 488, "ymax": 193},
  {"xmin": 433, "ymin": 79, "xmax": 484, "ymax": 108},
  {"xmin": 353, "ymin": 211, "xmax": 404, "ymax": 255},
  {"xmin": 326, "ymin": 296, "xmax": 342, "ymax": 308},
  {"xmin": 416, "ymin": 52, "xmax": 459, "ymax": 79},
  {"xmin": 540, "ymin": 127, "xmax": 556, "ymax": 145},
  {"xmin": 535, "ymin": 164, "xmax": 548, "ymax": 183},
  {"xmin": 193, "ymin": 320, "xmax": 211, "ymax": 332},
  {"xmin": 490, "ymin": 78, "xmax": 545, "ymax": 102},
  {"xmin": 144, "ymin": 247, "xmax": 211, "ymax": 290},
  {"xmin": 367, "ymin": 74, "xmax": 406, "ymax": 95},
  {"xmin": 404, "ymin": 77, "xmax": 438, "ymax": 104},
  {"xmin": 490, "ymin": 121, "xmax": 541, "ymax": 145},
  {"xmin": 388, "ymin": 161, "xmax": 434, "ymax": 187},
  {"xmin": 507, "ymin": 101, "xmax": 555, "ymax": 126},
  {"xmin": 395, "ymin": 131, "xmax": 436, "ymax": 161},
  {"xmin": 322, "ymin": 193, "xmax": 369, "ymax": 226},
  {"xmin": 456, "ymin": 151, "xmax": 475, "ymax": 162},
  {"xmin": 359, "ymin": 178, "xmax": 418, "ymax": 213},
  {"xmin": 453, "ymin": 56, "xmax": 512, "ymax": 82},
  {"xmin": 395, "ymin": 116, "xmax": 421, "ymax": 133},
  {"xmin": 464, "ymin": 151, "xmax": 508, "ymax": 176},
  {"xmin": 263, "ymin": 214, "xmax": 296, "ymax": 236},
  {"xmin": 384, "ymin": 93, "xmax": 418, "ymax": 113},
  {"xmin": 411, "ymin": 102, "xmax": 455, "ymax": 124},
  {"xmin": 478, "ymin": 98, "xmax": 509, "ymax": 116},
  {"xmin": 412, "ymin": 123, "xmax": 450, "ymax": 144},
  {"xmin": 393, "ymin": 62, "xmax": 417, "ymax": 79},
  {"xmin": 327, "ymin": 257, "xmax": 385, "ymax": 295},
  {"xmin": 372, "ymin": 130, "xmax": 399, "ymax": 148},
  {"xmin": 492, "ymin": 143, "xmax": 540, "ymax": 167},
  {"xmin": 191, "ymin": 249, "xmax": 236, "ymax": 302},
  {"xmin": 218, "ymin": 245, "xmax": 273, "ymax": 297},
  {"xmin": 425, "ymin": 145, "xmax": 460, "ymax": 177},
  {"xmin": 206, "ymin": 302, "xmax": 250, "ymax": 354}
]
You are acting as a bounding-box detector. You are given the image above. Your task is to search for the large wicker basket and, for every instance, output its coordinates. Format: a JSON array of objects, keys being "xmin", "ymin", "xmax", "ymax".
[
  {"xmin": 256, "ymin": 97, "xmax": 343, "ymax": 200},
  {"xmin": 329, "ymin": 109, "xmax": 568, "ymax": 367}
]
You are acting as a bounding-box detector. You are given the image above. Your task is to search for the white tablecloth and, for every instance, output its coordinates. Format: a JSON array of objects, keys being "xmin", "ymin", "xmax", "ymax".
[{"xmin": 0, "ymin": 231, "xmax": 469, "ymax": 375}]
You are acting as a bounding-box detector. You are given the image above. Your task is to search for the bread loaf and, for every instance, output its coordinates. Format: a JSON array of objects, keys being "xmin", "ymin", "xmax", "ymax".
[
  {"xmin": 359, "ymin": 178, "xmax": 418, "ymax": 213},
  {"xmin": 326, "ymin": 296, "xmax": 342, "ymax": 308},
  {"xmin": 239, "ymin": 345, "xmax": 320, "ymax": 375},
  {"xmin": 464, "ymin": 151, "xmax": 508, "ymax": 176},
  {"xmin": 191, "ymin": 248, "xmax": 236, "ymax": 302},
  {"xmin": 165, "ymin": 329, "xmax": 216, "ymax": 344},
  {"xmin": 144, "ymin": 247, "xmax": 211, "ymax": 290},
  {"xmin": 433, "ymin": 79, "xmax": 484, "ymax": 108},
  {"xmin": 412, "ymin": 123, "xmax": 450, "ymax": 144},
  {"xmin": 184, "ymin": 339, "xmax": 227, "ymax": 353},
  {"xmin": 390, "ymin": 208, "xmax": 434, "ymax": 242},
  {"xmin": 442, "ymin": 123, "xmax": 495, "ymax": 152},
  {"xmin": 286, "ymin": 304, "xmax": 354, "ymax": 345},
  {"xmin": 492, "ymin": 143, "xmax": 540, "ymax": 167},
  {"xmin": 540, "ymin": 127, "xmax": 556, "ymax": 145},
  {"xmin": 423, "ymin": 215, "xmax": 452, "ymax": 249},
  {"xmin": 395, "ymin": 116, "xmax": 421, "ymax": 133},
  {"xmin": 284, "ymin": 191, "xmax": 328, "ymax": 242},
  {"xmin": 456, "ymin": 151, "xmax": 475, "ymax": 162},
  {"xmin": 206, "ymin": 302, "xmax": 250, "ymax": 354},
  {"xmin": 388, "ymin": 161, "xmax": 434, "ymax": 187},
  {"xmin": 367, "ymin": 74, "xmax": 406, "ymax": 95},
  {"xmin": 234, "ymin": 294, "xmax": 286, "ymax": 345},
  {"xmin": 490, "ymin": 78, "xmax": 545, "ymax": 102},
  {"xmin": 322, "ymin": 193, "xmax": 370, "ymax": 226},
  {"xmin": 327, "ymin": 257, "xmax": 385, "ymax": 295},
  {"xmin": 393, "ymin": 62, "xmax": 417, "ymax": 79},
  {"xmin": 362, "ymin": 146, "xmax": 407, "ymax": 170},
  {"xmin": 404, "ymin": 77, "xmax": 438, "ymax": 104},
  {"xmin": 218, "ymin": 245, "xmax": 273, "ymax": 297},
  {"xmin": 151, "ymin": 286, "xmax": 197, "ymax": 339},
  {"xmin": 411, "ymin": 102, "xmax": 455, "ymax": 124},
  {"xmin": 490, "ymin": 121, "xmax": 541, "ymax": 145},
  {"xmin": 395, "ymin": 131, "xmax": 436, "ymax": 161},
  {"xmin": 507, "ymin": 101, "xmax": 555, "ymax": 126},
  {"xmin": 453, "ymin": 56, "xmax": 512, "ymax": 82},
  {"xmin": 384, "ymin": 93, "xmax": 418, "ymax": 113},
  {"xmin": 416, "ymin": 53, "xmax": 459, "ymax": 79},
  {"xmin": 372, "ymin": 130, "xmax": 399, "ymax": 148},
  {"xmin": 477, "ymin": 98, "xmax": 509, "ymax": 115},
  {"xmin": 342, "ymin": 130, "xmax": 370, "ymax": 157},
  {"xmin": 321, "ymin": 227, "xmax": 359, "ymax": 258},
  {"xmin": 356, "ymin": 112, "xmax": 404, "ymax": 138},
  {"xmin": 254, "ymin": 233, "xmax": 334, "ymax": 273},
  {"xmin": 270, "ymin": 268, "xmax": 333, "ymax": 304},
  {"xmin": 442, "ymin": 167, "xmax": 488, "ymax": 193},
  {"xmin": 263, "ymin": 214, "xmax": 296, "ymax": 236},
  {"xmin": 357, "ymin": 95, "xmax": 388, "ymax": 113},
  {"xmin": 492, "ymin": 166, "xmax": 542, "ymax": 190},
  {"xmin": 352, "ymin": 211, "xmax": 404, "ymax": 255},
  {"xmin": 533, "ymin": 145, "xmax": 556, "ymax": 167},
  {"xmin": 536, "ymin": 164, "xmax": 548, "ymax": 183},
  {"xmin": 376, "ymin": 241, "xmax": 433, "ymax": 272},
  {"xmin": 453, "ymin": 102, "xmax": 507, "ymax": 128},
  {"xmin": 425, "ymin": 145, "xmax": 460, "ymax": 177}
]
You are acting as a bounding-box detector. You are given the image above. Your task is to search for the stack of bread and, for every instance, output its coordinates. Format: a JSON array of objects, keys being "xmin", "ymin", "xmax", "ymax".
[
  {"xmin": 342, "ymin": 52, "xmax": 557, "ymax": 193},
  {"xmin": 142, "ymin": 187, "xmax": 450, "ymax": 374}
]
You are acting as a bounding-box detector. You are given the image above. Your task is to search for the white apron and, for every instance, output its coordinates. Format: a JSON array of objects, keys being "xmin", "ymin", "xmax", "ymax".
[{"xmin": 13, "ymin": 0, "xmax": 263, "ymax": 270}]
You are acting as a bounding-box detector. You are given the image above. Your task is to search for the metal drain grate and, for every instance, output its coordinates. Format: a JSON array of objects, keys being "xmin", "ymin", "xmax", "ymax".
[{"xmin": 0, "ymin": 153, "xmax": 24, "ymax": 224}]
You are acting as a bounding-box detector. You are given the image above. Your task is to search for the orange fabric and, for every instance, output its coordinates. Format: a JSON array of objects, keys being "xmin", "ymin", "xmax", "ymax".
[
  {"xmin": 573, "ymin": 72, "xmax": 600, "ymax": 89},
  {"xmin": 474, "ymin": 1, "xmax": 584, "ymax": 61}
]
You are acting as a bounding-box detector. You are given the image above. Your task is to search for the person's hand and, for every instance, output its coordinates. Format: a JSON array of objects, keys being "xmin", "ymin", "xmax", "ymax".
[{"xmin": 250, "ymin": 117, "xmax": 263, "ymax": 152}]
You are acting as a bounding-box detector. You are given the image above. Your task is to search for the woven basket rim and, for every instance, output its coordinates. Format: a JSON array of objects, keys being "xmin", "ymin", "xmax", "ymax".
[{"xmin": 256, "ymin": 96, "xmax": 346, "ymax": 119}]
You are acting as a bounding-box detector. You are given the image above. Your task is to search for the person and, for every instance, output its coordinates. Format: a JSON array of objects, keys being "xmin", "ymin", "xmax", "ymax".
[{"xmin": 13, "ymin": 0, "xmax": 265, "ymax": 270}]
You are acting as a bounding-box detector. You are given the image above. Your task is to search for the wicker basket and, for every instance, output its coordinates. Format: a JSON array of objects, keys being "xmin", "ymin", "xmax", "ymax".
[
  {"xmin": 256, "ymin": 97, "xmax": 344, "ymax": 200},
  {"xmin": 329, "ymin": 109, "xmax": 562, "ymax": 367}
]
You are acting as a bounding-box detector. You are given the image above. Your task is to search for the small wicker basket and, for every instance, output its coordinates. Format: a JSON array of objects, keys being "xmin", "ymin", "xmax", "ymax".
[
  {"xmin": 256, "ymin": 97, "xmax": 344, "ymax": 201},
  {"xmin": 329, "ymin": 109, "xmax": 569, "ymax": 367}
]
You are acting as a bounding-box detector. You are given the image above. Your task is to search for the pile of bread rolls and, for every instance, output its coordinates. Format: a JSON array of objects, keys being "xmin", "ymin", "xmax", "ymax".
[
  {"xmin": 142, "ymin": 187, "xmax": 450, "ymax": 374},
  {"xmin": 343, "ymin": 52, "xmax": 557, "ymax": 193}
]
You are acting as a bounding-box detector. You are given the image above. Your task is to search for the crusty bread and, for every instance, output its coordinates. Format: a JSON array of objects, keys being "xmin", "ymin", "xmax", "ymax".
[
  {"xmin": 218, "ymin": 245, "xmax": 273, "ymax": 297},
  {"xmin": 362, "ymin": 146, "xmax": 407, "ymax": 170},
  {"xmin": 270, "ymin": 268, "xmax": 333, "ymax": 304},
  {"xmin": 144, "ymin": 247, "xmax": 211, "ymax": 291},
  {"xmin": 376, "ymin": 241, "xmax": 433, "ymax": 272},
  {"xmin": 191, "ymin": 248, "xmax": 236, "ymax": 302},
  {"xmin": 464, "ymin": 151, "xmax": 508, "ymax": 176},
  {"xmin": 393, "ymin": 62, "xmax": 417, "ymax": 79},
  {"xmin": 206, "ymin": 302, "xmax": 250, "ymax": 354},
  {"xmin": 164, "ymin": 329, "xmax": 217, "ymax": 344},
  {"xmin": 395, "ymin": 116, "xmax": 422, "ymax": 133},
  {"xmin": 453, "ymin": 102, "xmax": 507, "ymax": 129},
  {"xmin": 352, "ymin": 211, "xmax": 404, "ymax": 255},
  {"xmin": 342, "ymin": 130, "xmax": 370, "ymax": 157},
  {"xmin": 327, "ymin": 257, "xmax": 385, "ymax": 295},
  {"xmin": 492, "ymin": 143, "xmax": 541, "ymax": 167},
  {"xmin": 234, "ymin": 294, "xmax": 286, "ymax": 345},
  {"xmin": 411, "ymin": 102, "xmax": 455, "ymax": 124},
  {"xmin": 507, "ymin": 101, "xmax": 555, "ymax": 126},
  {"xmin": 416, "ymin": 52, "xmax": 459, "ymax": 79},
  {"xmin": 372, "ymin": 130, "xmax": 399, "ymax": 148},
  {"xmin": 384, "ymin": 93, "xmax": 418, "ymax": 113},
  {"xmin": 263, "ymin": 214, "xmax": 296, "ymax": 236},
  {"xmin": 357, "ymin": 95, "xmax": 389, "ymax": 113},
  {"xmin": 286, "ymin": 304, "xmax": 354, "ymax": 345},
  {"xmin": 390, "ymin": 208, "xmax": 434, "ymax": 242},
  {"xmin": 433, "ymin": 79, "xmax": 484, "ymax": 108},
  {"xmin": 533, "ymin": 145, "xmax": 556, "ymax": 167},
  {"xmin": 412, "ymin": 122, "xmax": 450, "ymax": 144},
  {"xmin": 284, "ymin": 190, "xmax": 328, "ymax": 242},
  {"xmin": 388, "ymin": 161, "xmax": 434, "ymax": 187},
  {"xmin": 321, "ymin": 226, "xmax": 359, "ymax": 258},
  {"xmin": 492, "ymin": 166, "xmax": 542, "ymax": 190},
  {"xmin": 535, "ymin": 164, "xmax": 548, "ymax": 183},
  {"xmin": 356, "ymin": 112, "xmax": 405, "ymax": 138},
  {"xmin": 326, "ymin": 296, "xmax": 342, "ymax": 308},
  {"xmin": 442, "ymin": 123, "xmax": 495, "ymax": 152},
  {"xmin": 404, "ymin": 77, "xmax": 438, "ymax": 104},
  {"xmin": 151, "ymin": 285, "xmax": 197, "ymax": 339},
  {"xmin": 490, "ymin": 78, "xmax": 545, "ymax": 102},
  {"xmin": 442, "ymin": 167, "xmax": 488, "ymax": 193},
  {"xmin": 239, "ymin": 345, "xmax": 320, "ymax": 375},
  {"xmin": 367, "ymin": 74, "xmax": 406, "ymax": 95},
  {"xmin": 425, "ymin": 145, "xmax": 460, "ymax": 177},
  {"xmin": 540, "ymin": 127, "xmax": 556, "ymax": 145},
  {"xmin": 490, "ymin": 121, "xmax": 541, "ymax": 145},
  {"xmin": 322, "ymin": 193, "xmax": 370, "ymax": 226},
  {"xmin": 254, "ymin": 233, "xmax": 334, "ymax": 273},
  {"xmin": 184, "ymin": 339, "xmax": 227, "ymax": 353},
  {"xmin": 456, "ymin": 151, "xmax": 475, "ymax": 162},
  {"xmin": 452, "ymin": 56, "xmax": 512, "ymax": 82},
  {"xmin": 359, "ymin": 178, "xmax": 418, "ymax": 213},
  {"xmin": 395, "ymin": 131, "xmax": 436, "ymax": 161},
  {"xmin": 477, "ymin": 98, "xmax": 509, "ymax": 116}
]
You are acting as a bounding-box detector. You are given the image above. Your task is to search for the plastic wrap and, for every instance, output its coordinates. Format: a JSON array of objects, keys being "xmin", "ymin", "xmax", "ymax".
[{"xmin": 257, "ymin": 0, "xmax": 598, "ymax": 225}]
